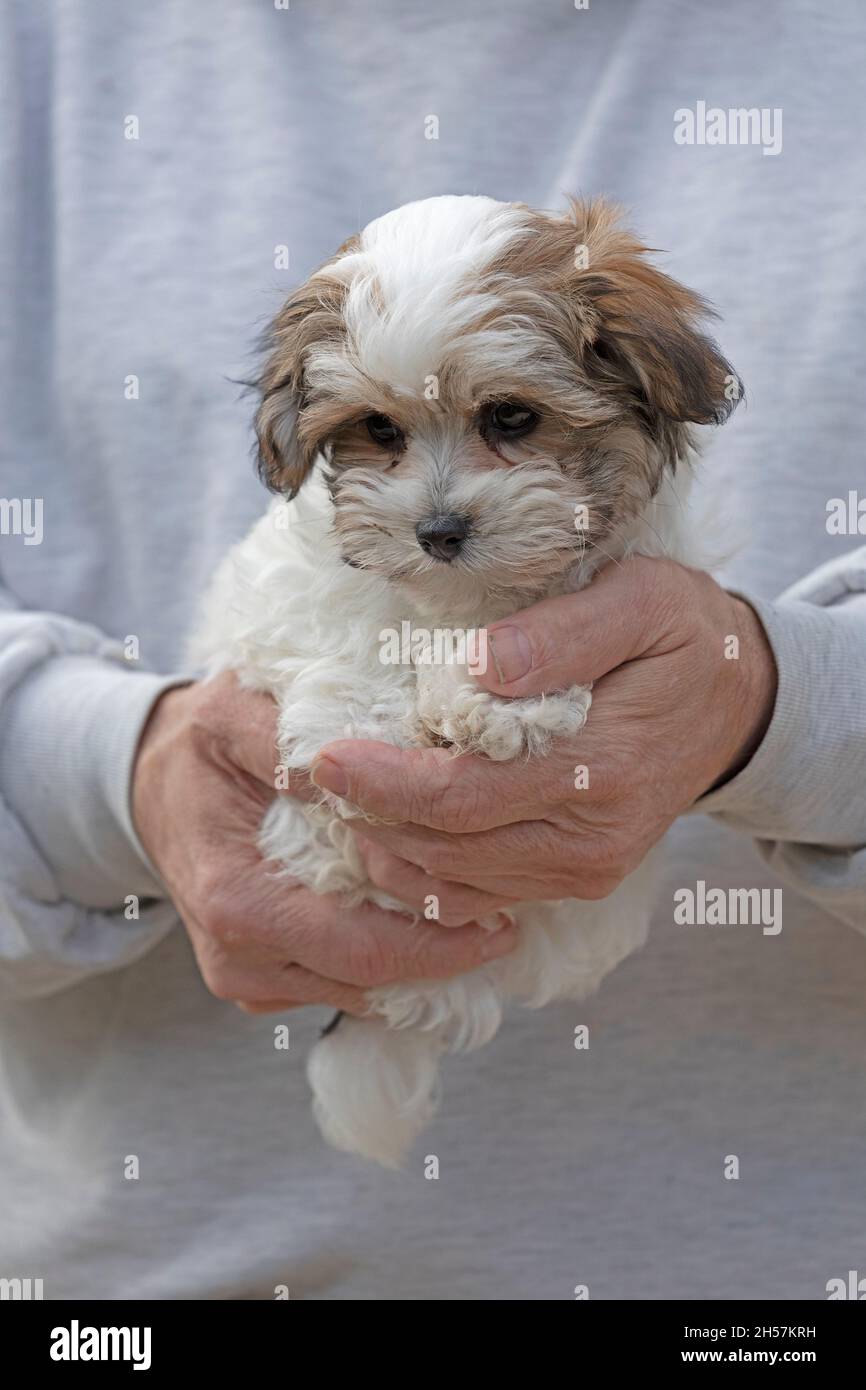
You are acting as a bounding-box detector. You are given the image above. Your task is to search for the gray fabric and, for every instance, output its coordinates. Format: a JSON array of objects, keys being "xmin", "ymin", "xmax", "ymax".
[{"xmin": 1, "ymin": 0, "xmax": 865, "ymax": 1299}]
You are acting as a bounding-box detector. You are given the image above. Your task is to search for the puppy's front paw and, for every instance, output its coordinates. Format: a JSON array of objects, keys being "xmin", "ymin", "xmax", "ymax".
[{"xmin": 426, "ymin": 682, "xmax": 592, "ymax": 760}]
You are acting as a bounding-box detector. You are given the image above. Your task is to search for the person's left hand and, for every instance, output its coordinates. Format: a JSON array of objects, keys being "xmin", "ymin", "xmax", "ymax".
[{"xmin": 309, "ymin": 557, "xmax": 778, "ymax": 923}]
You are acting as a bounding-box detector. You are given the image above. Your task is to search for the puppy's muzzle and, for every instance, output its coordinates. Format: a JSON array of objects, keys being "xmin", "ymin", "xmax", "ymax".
[{"xmin": 415, "ymin": 513, "xmax": 470, "ymax": 562}]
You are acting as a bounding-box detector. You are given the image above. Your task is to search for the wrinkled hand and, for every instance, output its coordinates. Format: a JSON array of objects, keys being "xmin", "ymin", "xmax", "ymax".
[
  {"xmin": 131, "ymin": 673, "xmax": 517, "ymax": 1015},
  {"xmin": 310, "ymin": 558, "xmax": 778, "ymax": 919}
]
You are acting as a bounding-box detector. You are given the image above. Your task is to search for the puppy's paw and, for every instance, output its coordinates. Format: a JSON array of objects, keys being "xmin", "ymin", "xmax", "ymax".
[{"xmin": 429, "ymin": 682, "xmax": 592, "ymax": 760}]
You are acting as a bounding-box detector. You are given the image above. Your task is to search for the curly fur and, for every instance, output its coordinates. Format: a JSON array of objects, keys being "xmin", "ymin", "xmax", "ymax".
[{"xmin": 192, "ymin": 194, "xmax": 740, "ymax": 1166}]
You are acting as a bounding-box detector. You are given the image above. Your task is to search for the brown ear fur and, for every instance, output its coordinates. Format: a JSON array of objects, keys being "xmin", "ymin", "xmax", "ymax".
[
  {"xmin": 254, "ymin": 237, "xmax": 358, "ymax": 496},
  {"xmin": 255, "ymin": 206, "xmax": 739, "ymax": 495},
  {"xmin": 565, "ymin": 197, "xmax": 741, "ymax": 427}
]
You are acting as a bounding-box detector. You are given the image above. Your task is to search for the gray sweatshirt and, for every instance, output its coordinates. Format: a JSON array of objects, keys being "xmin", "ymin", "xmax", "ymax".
[{"xmin": 1, "ymin": 0, "xmax": 865, "ymax": 1300}]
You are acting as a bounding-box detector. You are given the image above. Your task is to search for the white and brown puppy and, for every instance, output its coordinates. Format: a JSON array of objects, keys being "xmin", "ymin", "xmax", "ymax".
[{"xmin": 193, "ymin": 194, "xmax": 740, "ymax": 1166}]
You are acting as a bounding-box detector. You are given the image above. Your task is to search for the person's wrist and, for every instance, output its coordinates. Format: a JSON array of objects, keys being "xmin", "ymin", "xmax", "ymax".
[
  {"xmin": 131, "ymin": 682, "xmax": 194, "ymax": 867},
  {"xmin": 714, "ymin": 595, "xmax": 778, "ymax": 789}
]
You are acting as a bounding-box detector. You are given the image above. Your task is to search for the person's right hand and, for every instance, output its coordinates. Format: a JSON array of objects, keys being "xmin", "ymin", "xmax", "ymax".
[{"xmin": 131, "ymin": 672, "xmax": 517, "ymax": 1016}]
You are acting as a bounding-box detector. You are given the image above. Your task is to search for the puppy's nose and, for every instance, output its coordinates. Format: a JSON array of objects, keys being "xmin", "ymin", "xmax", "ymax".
[{"xmin": 415, "ymin": 513, "xmax": 470, "ymax": 562}]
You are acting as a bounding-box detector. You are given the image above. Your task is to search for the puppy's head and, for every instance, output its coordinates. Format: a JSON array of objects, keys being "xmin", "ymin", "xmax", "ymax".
[{"xmin": 255, "ymin": 195, "xmax": 740, "ymax": 604}]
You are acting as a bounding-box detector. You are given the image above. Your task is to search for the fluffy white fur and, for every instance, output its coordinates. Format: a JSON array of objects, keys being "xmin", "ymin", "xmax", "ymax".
[{"xmin": 192, "ymin": 194, "xmax": 737, "ymax": 1167}]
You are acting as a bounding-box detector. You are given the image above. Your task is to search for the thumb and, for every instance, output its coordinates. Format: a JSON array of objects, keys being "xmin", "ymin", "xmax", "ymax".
[{"xmin": 475, "ymin": 556, "xmax": 669, "ymax": 698}]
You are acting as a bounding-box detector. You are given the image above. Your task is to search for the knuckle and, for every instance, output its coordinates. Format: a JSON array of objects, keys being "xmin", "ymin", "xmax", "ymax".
[
  {"xmin": 192, "ymin": 862, "xmax": 231, "ymax": 913},
  {"xmin": 577, "ymin": 872, "xmax": 621, "ymax": 901},
  {"xmin": 201, "ymin": 960, "xmax": 237, "ymax": 1001},
  {"xmin": 357, "ymin": 838, "xmax": 385, "ymax": 881},
  {"xmin": 367, "ymin": 847, "xmax": 403, "ymax": 897},
  {"xmin": 426, "ymin": 762, "xmax": 485, "ymax": 833},
  {"xmin": 198, "ymin": 899, "xmax": 239, "ymax": 948},
  {"xmin": 192, "ymin": 867, "xmax": 252, "ymax": 951},
  {"xmin": 416, "ymin": 840, "xmax": 452, "ymax": 878},
  {"xmin": 530, "ymin": 628, "xmax": 562, "ymax": 679}
]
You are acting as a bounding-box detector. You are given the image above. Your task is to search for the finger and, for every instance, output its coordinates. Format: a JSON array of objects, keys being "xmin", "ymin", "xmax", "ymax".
[
  {"xmin": 474, "ymin": 554, "xmax": 678, "ymax": 698},
  {"xmin": 348, "ymin": 816, "xmax": 578, "ymax": 897},
  {"xmin": 292, "ymin": 892, "xmax": 518, "ymax": 986},
  {"xmin": 311, "ymin": 739, "xmax": 552, "ymax": 832},
  {"xmin": 236, "ymin": 1000, "xmax": 305, "ymax": 1014},
  {"xmin": 353, "ymin": 830, "xmax": 518, "ymax": 926},
  {"xmin": 234, "ymin": 971, "xmax": 370, "ymax": 1016}
]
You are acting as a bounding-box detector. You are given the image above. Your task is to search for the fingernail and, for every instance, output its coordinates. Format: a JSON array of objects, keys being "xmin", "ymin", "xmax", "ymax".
[
  {"xmin": 487, "ymin": 626, "xmax": 532, "ymax": 684},
  {"xmin": 311, "ymin": 756, "xmax": 349, "ymax": 798}
]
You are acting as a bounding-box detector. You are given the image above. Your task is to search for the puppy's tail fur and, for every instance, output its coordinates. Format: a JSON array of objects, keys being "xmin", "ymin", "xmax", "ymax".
[{"xmin": 307, "ymin": 1015, "xmax": 447, "ymax": 1168}]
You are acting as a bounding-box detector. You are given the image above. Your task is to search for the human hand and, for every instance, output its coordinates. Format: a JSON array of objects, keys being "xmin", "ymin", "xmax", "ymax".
[
  {"xmin": 310, "ymin": 557, "xmax": 777, "ymax": 914},
  {"xmin": 131, "ymin": 673, "xmax": 517, "ymax": 1014}
]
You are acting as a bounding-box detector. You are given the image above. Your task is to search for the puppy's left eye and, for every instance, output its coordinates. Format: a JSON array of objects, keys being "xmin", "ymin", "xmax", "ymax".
[
  {"xmin": 365, "ymin": 414, "xmax": 402, "ymax": 447},
  {"xmin": 485, "ymin": 402, "xmax": 539, "ymax": 437}
]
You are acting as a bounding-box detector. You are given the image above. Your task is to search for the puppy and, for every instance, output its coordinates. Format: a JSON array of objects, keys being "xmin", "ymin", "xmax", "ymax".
[{"xmin": 193, "ymin": 194, "xmax": 740, "ymax": 1167}]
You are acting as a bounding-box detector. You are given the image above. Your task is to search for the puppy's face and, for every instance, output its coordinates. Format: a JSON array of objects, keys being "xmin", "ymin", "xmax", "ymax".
[{"xmin": 255, "ymin": 195, "xmax": 739, "ymax": 606}]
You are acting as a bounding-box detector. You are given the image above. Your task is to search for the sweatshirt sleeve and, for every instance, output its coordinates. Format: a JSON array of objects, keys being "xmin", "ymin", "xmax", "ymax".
[
  {"xmin": 692, "ymin": 545, "xmax": 866, "ymax": 933},
  {"xmin": 0, "ymin": 4, "xmax": 186, "ymax": 997},
  {"xmin": 0, "ymin": 603, "xmax": 187, "ymax": 1000}
]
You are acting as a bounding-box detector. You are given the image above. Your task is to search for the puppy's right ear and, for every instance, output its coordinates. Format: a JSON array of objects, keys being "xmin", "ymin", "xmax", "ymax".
[
  {"xmin": 254, "ymin": 246, "xmax": 357, "ymax": 497},
  {"xmin": 254, "ymin": 360, "xmax": 307, "ymax": 498}
]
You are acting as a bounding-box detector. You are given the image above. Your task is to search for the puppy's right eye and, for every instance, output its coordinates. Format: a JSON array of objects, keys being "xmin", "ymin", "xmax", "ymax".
[{"xmin": 365, "ymin": 414, "xmax": 402, "ymax": 447}]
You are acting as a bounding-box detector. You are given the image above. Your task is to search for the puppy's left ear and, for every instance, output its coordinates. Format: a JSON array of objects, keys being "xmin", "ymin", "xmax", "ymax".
[{"xmin": 568, "ymin": 198, "xmax": 742, "ymax": 427}]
